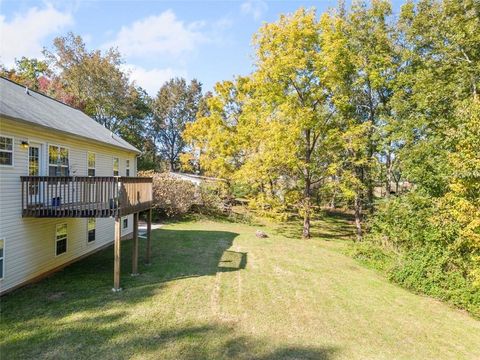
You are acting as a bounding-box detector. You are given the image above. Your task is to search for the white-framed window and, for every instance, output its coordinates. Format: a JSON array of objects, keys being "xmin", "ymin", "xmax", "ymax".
[
  {"xmin": 123, "ymin": 217, "xmax": 128, "ymax": 229},
  {"xmin": 126, "ymin": 159, "xmax": 130, "ymax": 177},
  {"xmin": 113, "ymin": 157, "xmax": 119, "ymax": 176},
  {"xmin": 0, "ymin": 136, "xmax": 13, "ymax": 166},
  {"xmin": 0, "ymin": 238, "xmax": 4, "ymax": 279},
  {"xmin": 55, "ymin": 224, "xmax": 67, "ymax": 256},
  {"xmin": 87, "ymin": 218, "xmax": 96, "ymax": 243},
  {"xmin": 49, "ymin": 145, "xmax": 69, "ymax": 176},
  {"xmin": 28, "ymin": 145, "xmax": 41, "ymax": 195},
  {"xmin": 87, "ymin": 152, "xmax": 96, "ymax": 176}
]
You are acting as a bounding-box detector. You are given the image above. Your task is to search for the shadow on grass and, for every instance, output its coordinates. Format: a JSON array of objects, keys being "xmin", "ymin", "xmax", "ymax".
[
  {"xmin": 0, "ymin": 225, "xmax": 341, "ymax": 359},
  {"xmin": 2, "ymin": 318, "xmax": 339, "ymax": 359},
  {"xmin": 1, "ymin": 227, "xmax": 245, "ymax": 307}
]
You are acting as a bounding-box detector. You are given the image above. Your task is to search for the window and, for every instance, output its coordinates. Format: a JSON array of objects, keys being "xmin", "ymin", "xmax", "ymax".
[
  {"xmin": 0, "ymin": 239, "xmax": 4, "ymax": 279},
  {"xmin": 126, "ymin": 159, "xmax": 130, "ymax": 177},
  {"xmin": 123, "ymin": 217, "xmax": 128, "ymax": 229},
  {"xmin": 49, "ymin": 145, "xmax": 69, "ymax": 176},
  {"xmin": 29, "ymin": 146, "xmax": 40, "ymax": 195},
  {"xmin": 87, "ymin": 218, "xmax": 96, "ymax": 243},
  {"xmin": 29, "ymin": 146, "xmax": 40, "ymax": 175},
  {"xmin": 113, "ymin": 157, "xmax": 119, "ymax": 176},
  {"xmin": 0, "ymin": 136, "xmax": 13, "ymax": 166},
  {"xmin": 87, "ymin": 152, "xmax": 96, "ymax": 176},
  {"xmin": 55, "ymin": 224, "xmax": 67, "ymax": 256}
]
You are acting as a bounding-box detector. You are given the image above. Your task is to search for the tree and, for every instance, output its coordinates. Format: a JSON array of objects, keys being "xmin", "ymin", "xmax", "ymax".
[
  {"xmin": 43, "ymin": 32, "xmax": 132, "ymax": 131},
  {"xmin": 152, "ymin": 78, "xmax": 203, "ymax": 171},
  {"xmin": 319, "ymin": 0, "xmax": 397, "ymax": 239},
  {"xmin": 184, "ymin": 79, "xmax": 246, "ymax": 180},
  {"xmin": 254, "ymin": 9, "xmax": 339, "ymax": 238},
  {"xmin": 0, "ymin": 57, "xmax": 51, "ymax": 91}
]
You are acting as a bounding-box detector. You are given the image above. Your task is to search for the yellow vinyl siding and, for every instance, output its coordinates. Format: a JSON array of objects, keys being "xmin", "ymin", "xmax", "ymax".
[{"xmin": 0, "ymin": 117, "xmax": 137, "ymax": 293}]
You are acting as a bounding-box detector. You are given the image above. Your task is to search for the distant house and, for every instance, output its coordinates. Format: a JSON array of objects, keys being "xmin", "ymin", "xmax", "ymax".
[
  {"xmin": 170, "ymin": 172, "xmax": 225, "ymax": 186},
  {"xmin": 0, "ymin": 77, "xmax": 152, "ymax": 294}
]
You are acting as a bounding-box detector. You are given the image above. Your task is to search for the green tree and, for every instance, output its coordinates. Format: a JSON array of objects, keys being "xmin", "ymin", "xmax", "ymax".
[
  {"xmin": 184, "ymin": 79, "xmax": 247, "ymax": 180},
  {"xmin": 0, "ymin": 57, "xmax": 51, "ymax": 91},
  {"xmin": 43, "ymin": 32, "xmax": 131, "ymax": 131},
  {"xmin": 250, "ymin": 8, "xmax": 336, "ymax": 238},
  {"xmin": 152, "ymin": 78, "xmax": 203, "ymax": 171}
]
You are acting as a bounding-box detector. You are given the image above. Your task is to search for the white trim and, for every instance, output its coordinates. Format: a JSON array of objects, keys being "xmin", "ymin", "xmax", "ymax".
[
  {"xmin": 0, "ymin": 238, "xmax": 5, "ymax": 280},
  {"xmin": 55, "ymin": 223, "xmax": 68, "ymax": 257},
  {"xmin": 0, "ymin": 134, "xmax": 14, "ymax": 167},
  {"xmin": 48, "ymin": 143, "xmax": 70, "ymax": 176},
  {"xmin": 113, "ymin": 156, "xmax": 119, "ymax": 176},
  {"xmin": 27, "ymin": 142, "xmax": 44, "ymax": 176},
  {"xmin": 23, "ymin": 136, "xmax": 48, "ymax": 174},
  {"xmin": 87, "ymin": 151, "xmax": 96, "ymax": 177},
  {"xmin": 87, "ymin": 218, "xmax": 96, "ymax": 244}
]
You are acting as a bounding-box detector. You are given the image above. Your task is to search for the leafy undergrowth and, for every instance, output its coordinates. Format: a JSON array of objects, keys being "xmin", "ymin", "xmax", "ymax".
[
  {"xmin": 350, "ymin": 242, "xmax": 480, "ymax": 318},
  {"xmin": 1, "ymin": 216, "xmax": 480, "ymax": 359}
]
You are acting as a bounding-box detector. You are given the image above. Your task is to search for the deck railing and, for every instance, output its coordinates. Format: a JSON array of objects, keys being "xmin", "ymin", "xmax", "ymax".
[{"xmin": 21, "ymin": 176, "xmax": 152, "ymax": 218}]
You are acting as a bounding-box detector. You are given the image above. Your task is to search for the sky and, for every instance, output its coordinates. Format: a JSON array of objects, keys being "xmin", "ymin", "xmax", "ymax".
[{"xmin": 0, "ymin": 0, "xmax": 404, "ymax": 96}]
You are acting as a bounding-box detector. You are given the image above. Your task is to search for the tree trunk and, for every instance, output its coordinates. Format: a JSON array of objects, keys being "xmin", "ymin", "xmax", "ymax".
[
  {"xmin": 354, "ymin": 193, "xmax": 363, "ymax": 241},
  {"xmin": 330, "ymin": 184, "xmax": 337, "ymax": 209},
  {"xmin": 303, "ymin": 175, "xmax": 311, "ymax": 239},
  {"xmin": 302, "ymin": 129, "xmax": 312, "ymax": 239},
  {"xmin": 386, "ymin": 150, "xmax": 393, "ymax": 196},
  {"xmin": 269, "ymin": 178, "xmax": 275, "ymax": 198},
  {"xmin": 303, "ymin": 195, "xmax": 311, "ymax": 239}
]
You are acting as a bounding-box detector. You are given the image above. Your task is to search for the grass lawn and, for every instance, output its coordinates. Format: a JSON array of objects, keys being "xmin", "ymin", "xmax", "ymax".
[{"xmin": 1, "ymin": 214, "xmax": 480, "ymax": 359}]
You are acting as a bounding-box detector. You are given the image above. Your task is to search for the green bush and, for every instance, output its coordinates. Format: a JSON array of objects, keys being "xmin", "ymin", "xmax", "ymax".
[
  {"xmin": 354, "ymin": 192, "xmax": 480, "ymax": 317},
  {"xmin": 389, "ymin": 245, "xmax": 480, "ymax": 315},
  {"xmin": 139, "ymin": 171, "xmax": 197, "ymax": 217},
  {"xmin": 196, "ymin": 181, "xmax": 231, "ymax": 214}
]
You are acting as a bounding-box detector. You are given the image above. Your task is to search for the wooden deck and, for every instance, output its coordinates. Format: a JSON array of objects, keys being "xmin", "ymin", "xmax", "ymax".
[{"xmin": 21, "ymin": 176, "xmax": 152, "ymax": 218}]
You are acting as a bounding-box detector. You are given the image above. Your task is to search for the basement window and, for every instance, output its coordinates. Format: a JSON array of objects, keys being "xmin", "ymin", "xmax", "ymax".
[
  {"xmin": 123, "ymin": 217, "xmax": 128, "ymax": 229},
  {"xmin": 87, "ymin": 218, "xmax": 96, "ymax": 243},
  {"xmin": 55, "ymin": 224, "xmax": 67, "ymax": 256}
]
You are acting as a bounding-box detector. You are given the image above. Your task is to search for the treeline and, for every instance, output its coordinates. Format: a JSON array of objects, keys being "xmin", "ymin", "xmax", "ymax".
[
  {"xmin": 0, "ymin": 33, "xmax": 204, "ymax": 171},
  {"xmin": 184, "ymin": 0, "xmax": 480, "ymax": 314}
]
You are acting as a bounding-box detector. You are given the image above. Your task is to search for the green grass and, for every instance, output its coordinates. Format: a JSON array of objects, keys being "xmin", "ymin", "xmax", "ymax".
[{"xmin": 1, "ymin": 214, "xmax": 480, "ymax": 359}]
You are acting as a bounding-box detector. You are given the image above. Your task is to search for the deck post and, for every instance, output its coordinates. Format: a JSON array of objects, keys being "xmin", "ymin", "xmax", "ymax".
[
  {"xmin": 146, "ymin": 208, "xmax": 152, "ymax": 265},
  {"xmin": 113, "ymin": 216, "xmax": 122, "ymax": 292},
  {"xmin": 131, "ymin": 212, "xmax": 139, "ymax": 276}
]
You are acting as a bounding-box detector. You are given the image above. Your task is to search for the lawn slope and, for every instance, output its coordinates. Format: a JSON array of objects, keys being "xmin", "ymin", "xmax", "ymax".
[{"xmin": 1, "ymin": 217, "xmax": 479, "ymax": 359}]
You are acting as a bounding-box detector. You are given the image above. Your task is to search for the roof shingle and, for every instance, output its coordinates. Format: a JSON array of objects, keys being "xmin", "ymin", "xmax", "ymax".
[{"xmin": 0, "ymin": 77, "xmax": 140, "ymax": 153}]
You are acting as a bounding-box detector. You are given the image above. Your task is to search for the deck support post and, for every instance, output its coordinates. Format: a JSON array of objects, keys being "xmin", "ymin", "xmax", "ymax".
[
  {"xmin": 146, "ymin": 208, "xmax": 152, "ymax": 265},
  {"xmin": 113, "ymin": 216, "xmax": 122, "ymax": 292},
  {"xmin": 131, "ymin": 212, "xmax": 139, "ymax": 276}
]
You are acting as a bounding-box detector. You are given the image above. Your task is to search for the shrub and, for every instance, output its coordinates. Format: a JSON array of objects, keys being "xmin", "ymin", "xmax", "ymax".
[
  {"xmin": 354, "ymin": 191, "xmax": 480, "ymax": 317},
  {"xmin": 196, "ymin": 181, "xmax": 231, "ymax": 214},
  {"xmin": 139, "ymin": 171, "xmax": 197, "ymax": 217}
]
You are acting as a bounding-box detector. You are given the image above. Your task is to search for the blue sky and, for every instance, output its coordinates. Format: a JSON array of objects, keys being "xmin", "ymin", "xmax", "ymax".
[{"xmin": 0, "ymin": 0, "xmax": 404, "ymax": 95}]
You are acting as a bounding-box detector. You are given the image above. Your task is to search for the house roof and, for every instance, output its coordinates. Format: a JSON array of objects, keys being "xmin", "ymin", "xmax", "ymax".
[{"xmin": 0, "ymin": 77, "xmax": 140, "ymax": 153}]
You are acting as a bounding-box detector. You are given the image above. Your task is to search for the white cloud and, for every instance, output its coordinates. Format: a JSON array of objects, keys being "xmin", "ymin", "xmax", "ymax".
[
  {"xmin": 105, "ymin": 10, "xmax": 208, "ymax": 59},
  {"xmin": 121, "ymin": 64, "xmax": 187, "ymax": 96},
  {"xmin": 0, "ymin": 4, "xmax": 73, "ymax": 67},
  {"xmin": 241, "ymin": 0, "xmax": 268, "ymax": 20}
]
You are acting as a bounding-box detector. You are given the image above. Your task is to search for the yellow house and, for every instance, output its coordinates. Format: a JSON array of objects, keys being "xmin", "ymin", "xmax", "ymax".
[{"xmin": 0, "ymin": 77, "xmax": 152, "ymax": 294}]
